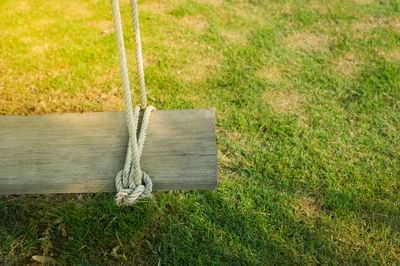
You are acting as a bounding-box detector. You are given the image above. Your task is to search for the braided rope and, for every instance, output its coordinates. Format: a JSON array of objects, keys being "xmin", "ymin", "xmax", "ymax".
[
  {"xmin": 111, "ymin": 0, "xmax": 154, "ymax": 206},
  {"xmin": 130, "ymin": 0, "xmax": 147, "ymax": 108}
]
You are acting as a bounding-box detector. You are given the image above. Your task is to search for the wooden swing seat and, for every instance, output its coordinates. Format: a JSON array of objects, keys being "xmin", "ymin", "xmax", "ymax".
[{"xmin": 0, "ymin": 109, "xmax": 217, "ymax": 195}]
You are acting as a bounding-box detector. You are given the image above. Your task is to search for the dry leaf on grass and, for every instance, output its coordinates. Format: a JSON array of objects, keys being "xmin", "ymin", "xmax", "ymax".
[{"xmin": 32, "ymin": 255, "xmax": 55, "ymax": 263}]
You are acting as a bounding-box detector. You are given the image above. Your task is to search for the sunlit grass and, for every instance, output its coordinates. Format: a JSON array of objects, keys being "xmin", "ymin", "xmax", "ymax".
[{"xmin": 1, "ymin": 0, "xmax": 399, "ymax": 264}]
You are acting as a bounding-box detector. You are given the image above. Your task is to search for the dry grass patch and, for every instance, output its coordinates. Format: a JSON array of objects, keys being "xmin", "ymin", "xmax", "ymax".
[
  {"xmin": 20, "ymin": 36, "xmax": 37, "ymax": 45},
  {"xmin": 393, "ymin": 18, "xmax": 400, "ymax": 32},
  {"xmin": 308, "ymin": 2, "xmax": 331, "ymax": 14},
  {"xmin": 1, "ymin": 0, "xmax": 31, "ymax": 15},
  {"xmin": 0, "ymin": 86, "xmax": 124, "ymax": 115},
  {"xmin": 297, "ymin": 114, "xmax": 310, "ymax": 129},
  {"xmin": 51, "ymin": 1, "xmax": 93, "ymax": 18},
  {"xmin": 143, "ymin": 54, "xmax": 159, "ymax": 66},
  {"xmin": 353, "ymin": 0, "xmax": 375, "ymax": 4},
  {"xmin": 294, "ymin": 197, "xmax": 321, "ymax": 220},
  {"xmin": 178, "ymin": 55, "xmax": 220, "ymax": 82},
  {"xmin": 332, "ymin": 53, "xmax": 361, "ymax": 77},
  {"xmin": 263, "ymin": 89, "xmax": 304, "ymax": 113},
  {"xmin": 286, "ymin": 32, "xmax": 331, "ymax": 51},
  {"xmin": 196, "ymin": 0, "xmax": 223, "ymax": 7},
  {"xmin": 162, "ymin": 36, "xmax": 186, "ymax": 49},
  {"xmin": 256, "ymin": 66, "xmax": 281, "ymax": 83},
  {"xmin": 219, "ymin": 30, "xmax": 248, "ymax": 45},
  {"xmin": 18, "ymin": 36, "xmax": 56, "ymax": 54},
  {"xmin": 139, "ymin": 0, "xmax": 177, "ymax": 13},
  {"xmin": 382, "ymin": 49, "xmax": 400, "ymax": 62},
  {"xmin": 30, "ymin": 42, "xmax": 53, "ymax": 54},
  {"xmin": 180, "ymin": 15, "xmax": 209, "ymax": 30},
  {"xmin": 352, "ymin": 17, "xmax": 400, "ymax": 32},
  {"xmin": 139, "ymin": 1, "xmax": 166, "ymax": 13},
  {"xmin": 90, "ymin": 20, "xmax": 114, "ymax": 35},
  {"xmin": 352, "ymin": 17, "xmax": 387, "ymax": 31},
  {"xmin": 265, "ymin": 2, "xmax": 294, "ymax": 16},
  {"xmin": 233, "ymin": 2, "xmax": 268, "ymax": 25},
  {"xmin": 124, "ymin": 48, "xmax": 159, "ymax": 67},
  {"xmin": 0, "ymin": 66, "xmax": 123, "ymax": 115}
]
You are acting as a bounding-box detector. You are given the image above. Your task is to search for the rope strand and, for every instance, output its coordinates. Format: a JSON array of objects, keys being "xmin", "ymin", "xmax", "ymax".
[{"xmin": 130, "ymin": 0, "xmax": 147, "ymax": 108}]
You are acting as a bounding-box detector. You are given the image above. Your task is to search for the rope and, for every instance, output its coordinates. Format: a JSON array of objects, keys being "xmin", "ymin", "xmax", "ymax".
[
  {"xmin": 110, "ymin": 0, "xmax": 155, "ymax": 206},
  {"xmin": 130, "ymin": 0, "xmax": 147, "ymax": 107}
]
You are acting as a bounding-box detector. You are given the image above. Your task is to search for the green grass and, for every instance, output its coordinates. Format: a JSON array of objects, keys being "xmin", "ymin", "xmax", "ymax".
[{"xmin": 1, "ymin": 0, "xmax": 400, "ymax": 264}]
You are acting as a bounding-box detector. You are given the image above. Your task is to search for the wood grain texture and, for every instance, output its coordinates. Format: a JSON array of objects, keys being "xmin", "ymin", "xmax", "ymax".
[{"xmin": 0, "ymin": 109, "xmax": 217, "ymax": 194}]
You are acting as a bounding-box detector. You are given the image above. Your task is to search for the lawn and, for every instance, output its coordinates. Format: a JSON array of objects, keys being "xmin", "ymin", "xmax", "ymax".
[{"xmin": 1, "ymin": 0, "xmax": 400, "ymax": 264}]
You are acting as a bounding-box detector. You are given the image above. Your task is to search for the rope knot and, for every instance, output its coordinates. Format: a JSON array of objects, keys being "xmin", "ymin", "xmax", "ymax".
[
  {"xmin": 114, "ymin": 105, "xmax": 155, "ymax": 206},
  {"xmin": 115, "ymin": 170, "xmax": 152, "ymax": 206}
]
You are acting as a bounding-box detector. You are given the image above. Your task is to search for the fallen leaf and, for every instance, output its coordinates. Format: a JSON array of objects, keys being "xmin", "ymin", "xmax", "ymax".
[
  {"xmin": 32, "ymin": 255, "xmax": 55, "ymax": 263},
  {"xmin": 58, "ymin": 224, "xmax": 68, "ymax": 237},
  {"xmin": 112, "ymin": 246, "xmax": 120, "ymax": 256},
  {"xmin": 146, "ymin": 240, "xmax": 155, "ymax": 253},
  {"xmin": 53, "ymin": 217, "xmax": 64, "ymax": 224}
]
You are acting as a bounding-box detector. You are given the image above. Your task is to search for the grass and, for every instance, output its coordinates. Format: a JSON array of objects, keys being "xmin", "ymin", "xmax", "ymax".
[{"xmin": 1, "ymin": 0, "xmax": 400, "ymax": 264}]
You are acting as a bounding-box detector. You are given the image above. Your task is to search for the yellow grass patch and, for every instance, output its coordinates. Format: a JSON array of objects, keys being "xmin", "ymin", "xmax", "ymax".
[
  {"xmin": 196, "ymin": 0, "xmax": 223, "ymax": 7},
  {"xmin": 51, "ymin": 1, "xmax": 93, "ymax": 18},
  {"xmin": 180, "ymin": 15, "xmax": 209, "ymax": 30},
  {"xmin": 266, "ymin": 2, "xmax": 293, "ymax": 16},
  {"xmin": 139, "ymin": 0, "xmax": 178, "ymax": 13},
  {"xmin": 219, "ymin": 30, "xmax": 248, "ymax": 45},
  {"xmin": 352, "ymin": 18, "xmax": 387, "ymax": 31},
  {"xmin": 90, "ymin": 20, "xmax": 114, "ymax": 35},
  {"xmin": 1, "ymin": 0, "xmax": 31, "ymax": 15},
  {"xmin": 30, "ymin": 42, "xmax": 52, "ymax": 54},
  {"xmin": 18, "ymin": 36, "xmax": 56, "ymax": 54},
  {"xmin": 20, "ymin": 36, "xmax": 37, "ymax": 45},
  {"xmin": 294, "ymin": 197, "xmax": 321, "ymax": 220},
  {"xmin": 256, "ymin": 66, "xmax": 281, "ymax": 83},
  {"xmin": 353, "ymin": 0, "xmax": 375, "ymax": 4},
  {"xmin": 393, "ymin": 18, "xmax": 400, "ymax": 32},
  {"xmin": 352, "ymin": 17, "xmax": 400, "ymax": 32},
  {"xmin": 308, "ymin": 2, "xmax": 331, "ymax": 14},
  {"xmin": 263, "ymin": 89, "xmax": 304, "ymax": 113},
  {"xmin": 382, "ymin": 49, "xmax": 400, "ymax": 62},
  {"xmin": 332, "ymin": 53, "xmax": 361, "ymax": 77},
  {"xmin": 143, "ymin": 54, "xmax": 160, "ymax": 67},
  {"xmin": 286, "ymin": 32, "xmax": 331, "ymax": 51},
  {"xmin": 297, "ymin": 114, "xmax": 310, "ymax": 129},
  {"xmin": 0, "ymin": 86, "xmax": 124, "ymax": 115},
  {"xmin": 232, "ymin": 2, "xmax": 268, "ymax": 26},
  {"xmin": 0, "ymin": 63, "xmax": 122, "ymax": 115},
  {"xmin": 161, "ymin": 37, "xmax": 189, "ymax": 52},
  {"xmin": 139, "ymin": 1, "xmax": 167, "ymax": 13},
  {"xmin": 178, "ymin": 55, "xmax": 219, "ymax": 82}
]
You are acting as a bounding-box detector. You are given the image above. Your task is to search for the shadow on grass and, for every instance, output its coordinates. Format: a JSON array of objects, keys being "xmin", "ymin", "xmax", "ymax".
[
  {"xmin": 1, "ymin": 175, "xmax": 398, "ymax": 265},
  {"xmin": 322, "ymin": 189, "xmax": 400, "ymax": 231}
]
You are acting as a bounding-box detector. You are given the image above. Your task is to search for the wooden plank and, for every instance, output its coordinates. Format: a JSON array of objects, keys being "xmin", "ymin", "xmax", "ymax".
[{"xmin": 0, "ymin": 109, "xmax": 217, "ymax": 194}]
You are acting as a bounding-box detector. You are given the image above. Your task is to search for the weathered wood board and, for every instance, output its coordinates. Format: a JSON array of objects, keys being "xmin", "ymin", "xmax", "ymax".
[{"xmin": 0, "ymin": 109, "xmax": 217, "ymax": 194}]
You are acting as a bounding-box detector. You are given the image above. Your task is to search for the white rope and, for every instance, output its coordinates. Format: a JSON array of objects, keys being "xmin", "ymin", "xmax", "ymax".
[
  {"xmin": 110, "ymin": 0, "xmax": 155, "ymax": 206},
  {"xmin": 130, "ymin": 0, "xmax": 147, "ymax": 108}
]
